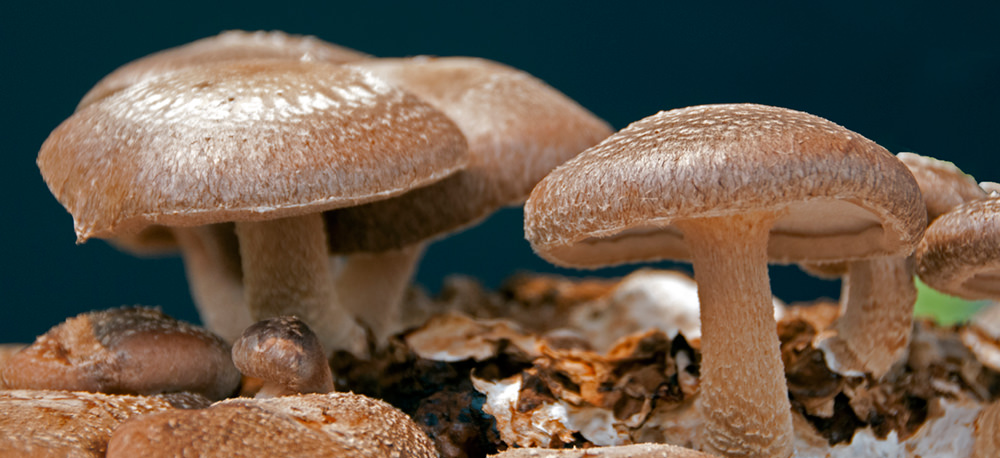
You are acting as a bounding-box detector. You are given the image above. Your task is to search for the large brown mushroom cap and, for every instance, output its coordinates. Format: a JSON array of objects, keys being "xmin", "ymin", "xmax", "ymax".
[
  {"xmin": 916, "ymin": 197, "xmax": 1000, "ymax": 300},
  {"xmin": 0, "ymin": 307, "xmax": 240, "ymax": 400},
  {"xmin": 324, "ymin": 56, "xmax": 613, "ymax": 252},
  {"xmin": 525, "ymin": 103, "xmax": 926, "ymax": 268},
  {"xmin": 38, "ymin": 59, "xmax": 468, "ymax": 242},
  {"xmin": 78, "ymin": 30, "xmax": 370, "ymax": 109},
  {"xmin": 106, "ymin": 393, "xmax": 437, "ymax": 458}
]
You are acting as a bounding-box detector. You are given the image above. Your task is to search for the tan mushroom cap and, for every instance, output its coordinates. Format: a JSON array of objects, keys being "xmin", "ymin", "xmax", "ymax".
[
  {"xmin": 916, "ymin": 197, "xmax": 1000, "ymax": 300},
  {"xmin": 525, "ymin": 103, "xmax": 926, "ymax": 268},
  {"xmin": 38, "ymin": 59, "xmax": 468, "ymax": 242},
  {"xmin": 324, "ymin": 56, "xmax": 613, "ymax": 252},
  {"xmin": 78, "ymin": 30, "xmax": 370, "ymax": 109},
  {"xmin": 0, "ymin": 389, "xmax": 196, "ymax": 458},
  {"xmin": 897, "ymin": 152, "xmax": 986, "ymax": 221},
  {"xmin": 0, "ymin": 307, "xmax": 240, "ymax": 400},
  {"xmin": 106, "ymin": 393, "xmax": 437, "ymax": 458}
]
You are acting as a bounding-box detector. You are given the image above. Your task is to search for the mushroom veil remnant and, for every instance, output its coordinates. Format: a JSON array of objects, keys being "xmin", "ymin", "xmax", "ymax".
[
  {"xmin": 37, "ymin": 59, "xmax": 468, "ymax": 355},
  {"xmin": 524, "ymin": 103, "xmax": 926, "ymax": 457}
]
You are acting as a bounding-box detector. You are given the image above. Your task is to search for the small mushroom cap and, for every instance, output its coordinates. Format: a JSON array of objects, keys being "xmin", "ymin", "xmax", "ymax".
[
  {"xmin": 525, "ymin": 103, "xmax": 926, "ymax": 268},
  {"xmin": 106, "ymin": 393, "xmax": 437, "ymax": 458},
  {"xmin": 231, "ymin": 316, "xmax": 333, "ymax": 397},
  {"xmin": 916, "ymin": 197, "xmax": 1000, "ymax": 300},
  {"xmin": 897, "ymin": 152, "xmax": 986, "ymax": 221},
  {"xmin": 38, "ymin": 59, "xmax": 468, "ymax": 242},
  {"xmin": 0, "ymin": 307, "xmax": 240, "ymax": 400},
  {"xmin": 78, "ymin": 30, "xmax": 370, "ymax": 109},
  {"xmin": 325, "ymin": 56, "xmax": 613, "ymax": 252}
]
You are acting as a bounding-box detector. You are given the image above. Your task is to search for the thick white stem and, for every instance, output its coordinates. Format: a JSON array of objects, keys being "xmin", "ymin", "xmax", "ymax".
[
  {"xmin": 334, "ymin": 243, "xmax": 426, "ymax": 343},
  {"xmin": 172, "ymin": 225, "xmax": 251, "ymax": 343},
  {"xmin": 235, "ymin": 214, "xmax": 366, "ymax": 356},
  {"xmin": 676, "ymin": 213, "xmax": 793, "ymax": 458}
]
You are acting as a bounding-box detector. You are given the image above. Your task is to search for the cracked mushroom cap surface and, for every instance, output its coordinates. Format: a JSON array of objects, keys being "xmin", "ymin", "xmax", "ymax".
[
  {"xmin": 916, "ymin": 197, "xmax": 1000, "ymax": 300},
  {"xmin": 524, "ymin": 103, "xmax": 926, "ymax": 268},
  {"xmin": 38, "ymin": 58, "xmax": 468, "ymax": 242},
  {"xmin": 106, "ymin": 393, "xmax": 437, "ymax": 458},
  {"xmin": 324, "ymin": 56, "xmax": 613, "ymax": 252},
  {"xmin": 78, "ymin": 30, "xmax": 370, "ymax": 109},
  {"xmin": 0, "ymin": 307, "xmax": 240, "ymax": 400}
]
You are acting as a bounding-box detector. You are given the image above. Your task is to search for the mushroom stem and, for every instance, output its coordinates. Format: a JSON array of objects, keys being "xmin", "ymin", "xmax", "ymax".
[
  {"xmin": 235, "ymin": 214, "xmax": 366, "ymax": 356},
  {"xmin": 676, "ymin": 212, "xmax": 793, "ymax": 458},
  {"xmin": 819, "ymin": 257, "xmax": 916, "ymax": 378},
  {"xmin": 172, "ymin": 224, "xmax": 251, "ymax": 343},
  {"xmin": 334, "ymin": 243, "xmax": 426, "ymax": 343}
]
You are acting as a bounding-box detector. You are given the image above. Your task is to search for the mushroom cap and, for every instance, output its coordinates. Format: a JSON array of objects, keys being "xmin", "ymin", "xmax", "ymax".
[
  {"xmin": 231, "ymin": 316, "xmax": 333, "ymax": 397},
  {"xmin": 897, "ymin": 152, "xmax": 986, "ymax": 221},
  {"xmin": 106, "ymin": 393, "xmax": 437, "ymax": 458},
  {"xmin": 38, "ymin": 59, "xmax": 468, "ymax": 242},
  {"xmin": 78, "ymin": 30, "xmax": 370, "ymax": 109},
  {"xmin": 525, "ymin": 103, "xmax": 926, "ymax": 268},
  {"xmin": 324, "ymin": 56, "xmax": 613, "ymax": 252},
  {"xmin": 0, "ymin": 307, "xmax": 240, "ymax": 400},
  {"xmin": 915, "ymin": 197, "xmax": 1000, "ymax": 300}
]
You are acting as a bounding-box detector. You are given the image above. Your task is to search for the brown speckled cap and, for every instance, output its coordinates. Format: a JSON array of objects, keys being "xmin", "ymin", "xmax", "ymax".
[
  {"xmin": 0, "ymin": 307, "xmax": 240, "ymax": 400},
  {"xmin": 38, "ymin": 59, "xmax": 468, "ymax": 242},
  {"xmin": 231, "ymin": 316, "xmax": 334, "ymax": 398},
  {"xmin": 106, "ymin": 393, "xmax": 437, "ymax": 458},
  {"xmin": 525, "ymin": 103, "xmax": 926, "ymax": 268},
  {"xmin": 78, "ymin": 30, "xmax": 370, "ymax": 109},
  {"xmin": 897, "ymin": 152, "xmax": 986, "ymax": 221},
  {"xmin": 916, "ymin": 197, "xmax": 1000, "ymax": 300},
  {"xmin": 324, "ymin": 56, "xmax": 613, "ymax": 252}
]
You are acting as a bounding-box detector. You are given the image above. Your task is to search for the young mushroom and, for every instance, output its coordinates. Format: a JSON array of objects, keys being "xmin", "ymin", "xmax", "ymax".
[
  {"xmin": 323, "ymin": 56, "xmax": 613, "ymax": 341},
  {"xmin": 805, "ymin": 152, "xmax": 987, "ymax": 378},
  {"xmin": 524, "ymin": 104, "xmax": 926, "ymax": 458},
  {"xmin": 37, "ymin": 59, "xmax": 468, "ymax": 355},
  {"xmin": 0, "ymin": 307, "xmax": 239, "ymax": 400},
  {"xmin": 231, "ymin": 316, "xmax": 334, "ymax": 398}
]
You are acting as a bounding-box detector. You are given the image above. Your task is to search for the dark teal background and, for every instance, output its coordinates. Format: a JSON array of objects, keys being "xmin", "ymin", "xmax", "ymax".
[{"xmin": 4, "ymin": 1, "xmax": 998, "ymax": 342}]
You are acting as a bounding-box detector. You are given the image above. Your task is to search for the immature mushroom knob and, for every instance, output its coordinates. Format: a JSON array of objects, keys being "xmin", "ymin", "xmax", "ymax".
[
  {"xmin": 37, "ymin": 59, "xmax": 469, "ymax": 355},
  {"xmin": 0, "ymin": 307, "xmax": 240, "ymax": 400},
  {"xmin": 524, "ymin": 103, "xmax": 925, "ymax": 458},
  {"xmin": 232, "ymin": 316, "xmax": 334, "ymax": 398}
]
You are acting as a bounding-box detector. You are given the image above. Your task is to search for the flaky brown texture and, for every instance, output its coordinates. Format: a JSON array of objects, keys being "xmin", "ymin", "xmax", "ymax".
[
  {"xmin": 916, "ymin": 197, "xmax": 1000, "ymax": 300},
  {"xmin": 489, "ymin": 443, "xmax": 718, "ymax": 458},
  {"xmin": 325, "ymin": 56, "xmax": 613, "ymax": 252},
  {"xmin": 0, "ymin": 307, "xmax": 239, "ymax": 400},
  {"xmin": 0, "ymin": 389, "xmax": 178, "ymax": 458},
  {"xmin": 38, "ymin": 59, "xmax": 467, "ymax": 241},
  {"xmin": 106, "ymin": 393, "xmax": 437, "ymax": 457},
  {"xmin": 78, "ymin": 30, "xmax": 370, "ymax": 109},
  {"xmin": 525, "ymin": 103, "xmax": 926, "ymax": 267},
  {"xmin": 897, "ymin": 152, "xmax": 986, "ymax": 221}
]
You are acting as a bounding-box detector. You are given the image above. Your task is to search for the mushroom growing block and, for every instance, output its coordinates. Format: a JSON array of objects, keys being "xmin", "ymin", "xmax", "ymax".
[
  {"xmin": 524, "ymin": 103, "xmax": 926, "ymax": 457},
  {"xmin": 37, "ymin": 59, "xmax": 468, "ymax": 355}
]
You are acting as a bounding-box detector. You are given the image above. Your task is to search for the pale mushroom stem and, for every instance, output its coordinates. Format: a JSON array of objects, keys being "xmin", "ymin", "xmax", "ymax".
[
  {"xmin": 676, "ymin": 212, "xmax": 793, "ymax": 458},
  {"xmin": 235, "ymin": 214, "xmax": 366, "ymax": 356},
  {"xmin": 172, "ymin": 225, "xmax": 252, "ymax": 343},
  {"xmin": 825, "ymin": 256, "xmax": 916, "ymax": 378},
  {"xmin": 334, "ymin": 243, "xmax": 426, "ymax": 343}
]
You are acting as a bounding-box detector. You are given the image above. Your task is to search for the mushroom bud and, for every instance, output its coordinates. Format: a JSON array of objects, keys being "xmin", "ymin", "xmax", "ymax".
[{"xmin": 232, "ymin": 316, "xmax": 334, "ymax": 398}]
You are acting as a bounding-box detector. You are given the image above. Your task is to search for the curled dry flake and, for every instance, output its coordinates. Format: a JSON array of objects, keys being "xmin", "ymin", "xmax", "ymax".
[
  {"xmin": 962, "ymin": 302, "xmax": 1000, "ymax": 372},
  {"xmin": 0, "ymin": 389, "xmax": 181, "ymax": 458},
  {"xmin": 405, "ymin": 312, "xmax": 541, "ymax": 362},
  {"xmin": 488, "ymin": 442, "xmax": 719, "ymax": 458},
  {"xmin": 472, "ymin": 374, "xmax": 579, "ymax": 448}
]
